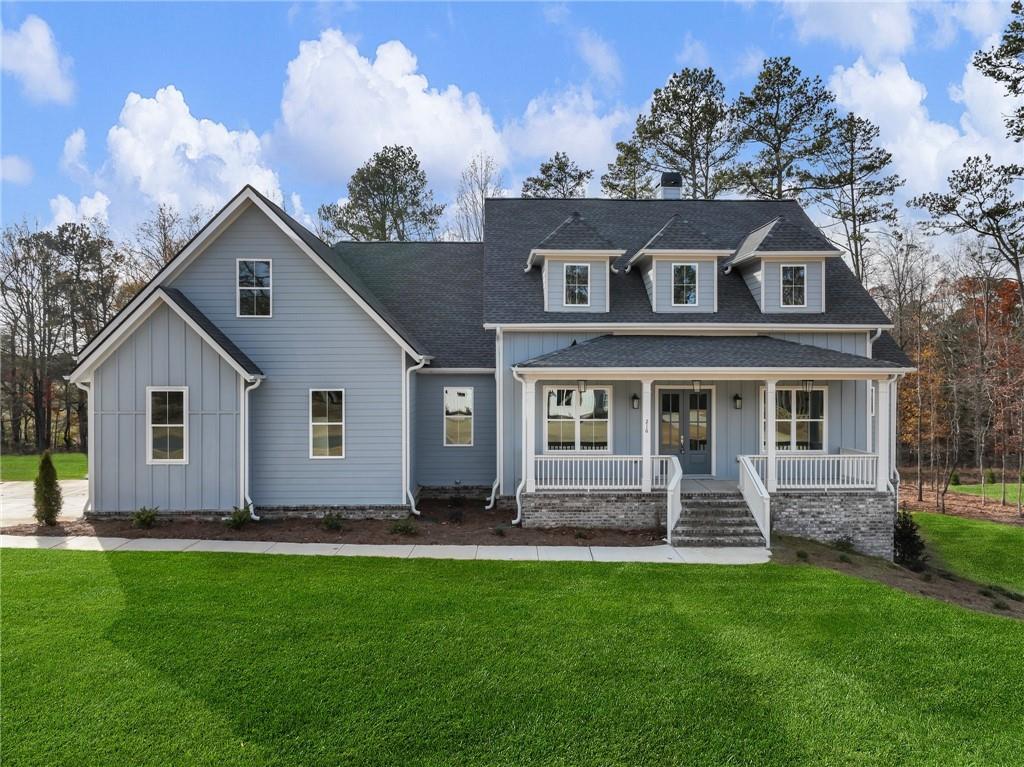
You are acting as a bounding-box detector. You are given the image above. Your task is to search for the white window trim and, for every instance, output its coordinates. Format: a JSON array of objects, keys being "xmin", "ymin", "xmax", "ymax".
[
  {"xmin": 542, "ymin": 384, "xmax": 613, "ymax": 454},
  {"xmin": 758, "ymin": 384, "xmax": 828, "ymax": 453},
  {"xmin": 780, "ymin": 264, "xmax": 807, "ymax": 308},
  {"xmin": 236, "ymin": 258, "xmax": 273, "ymax": 318},
  {"xmin": 309, "ymin": 388, "xmax": 346, "ymax": 460},
  {"xmin": 653, "ymin": 384, "xmax": 717, "ymax": 477},
  {"xmin": 563, "ymin": 263, "xmax": 591, "ymax": 308},
  {"xmin": 671, "ymin": 262, "xmax": 699, "ymax": 306},
  {"xmin": 146, "ymin": 386, "xmax": 188, "ymax": 465},
  {"xmin": 443, "ymin": 386, "xmax": 475, "ymax": 447}
]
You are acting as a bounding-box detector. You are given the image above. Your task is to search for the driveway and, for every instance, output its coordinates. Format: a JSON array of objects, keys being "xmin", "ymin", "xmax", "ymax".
[{"xmin": 0, "ymin": 481, "xmax": 88, "ymax": 526}]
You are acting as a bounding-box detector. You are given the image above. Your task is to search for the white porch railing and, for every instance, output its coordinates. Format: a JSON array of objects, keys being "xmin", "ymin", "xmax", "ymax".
[
  {"xmin": 651, "ymin": 455, "xmax": 674, "ymax": 490},
  {"xmin": 534, "ymin": 454, "xmax": 644, "ymax": 490},
  {"xmin": 747, "ymin": 452, "xmax": 878, "ymax": 490},
  {"xmin": 738, "ymin": 456, "xmax": 771, "ymax": 547},
  {"xmin": 664, "ymin": 456, "xmax": 683, "ymax": 546}
]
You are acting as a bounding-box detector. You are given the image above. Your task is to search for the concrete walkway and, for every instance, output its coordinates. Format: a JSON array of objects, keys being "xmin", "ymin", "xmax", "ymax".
[
  {"xmin": 0, "ymin": 535, "xmax": 771, "ymax": 564},
  {"xmin": 0, "ymin": 480, "xmax": 88, "ymax": 526}
]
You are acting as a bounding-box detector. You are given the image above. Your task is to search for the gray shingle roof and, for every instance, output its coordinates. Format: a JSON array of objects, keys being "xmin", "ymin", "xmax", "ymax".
[
  {"xmin": 159, "ymin": 287, "xmax": 263, "ymax": 376},
  {"xmin": 534, "ymin": 212, "xmax": 617, "ymax": 251},
  {"xmin": 641, "ymin": 214, "xmax": 715, "ymax": 251},
  {"xmin": 483, "ymin": 198, "xmax": 889, "ymax": 326},
  {"xmin": 517, "ymin": 334, "xmax": 908, "ymax": 369},
  {"xmin": 333, "ymin": 241, "xmax": 493, "ymax": 368},
  {"xmin": 872, "ymin": 331, "xmax": 912, "ymax": 367}
]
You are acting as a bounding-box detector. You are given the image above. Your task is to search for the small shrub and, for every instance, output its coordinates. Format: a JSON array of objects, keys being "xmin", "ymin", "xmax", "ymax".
[
  {"xmin": 33, "ymin": 451, "xmax": 62, "ymax": 526},
  {"xmin": 447, "ymin": 508, "xmax": 465, "ymax": 524},
  {"xmin": 322, "ymin": 512, "xmax": 345, "ymax": 531},
  {"xmin": 390, "ymin": 520, "xmax": 417, "ymax": 536},
  {"xmin": 831, "ymin": 536, "xmax": 855, "ymax": 553},
  {"xmin": 894, "ymin": 510, "xmax": 927, "ymax": 569},
  {"xmin": 796, "ymin": 550, "xmax": 809, "ymax": 561},
  {"xmin": 985, "ymin": 468, "xmax": 996, "ymax": 484},
  {"xmin": 838, "ymin": 553, "xmax": 853, "ymax": 564},
  {"xmin": 132, "ymin": 506, "xmax": 158, "ymax": 529},
  {"xmin": 492, "ymin": 526, "xmax": 506, "ymax": 537},
  {"xmin": 949, "ymin": 470, "xmax": 960, "ymax": 486},
  {"xmin": 993, "ymin": 600, "xmax": 1009, "ymax": 611},
  {"xmin": 226, "ymin": 504, "xmax": 252, "ymax": 530}
]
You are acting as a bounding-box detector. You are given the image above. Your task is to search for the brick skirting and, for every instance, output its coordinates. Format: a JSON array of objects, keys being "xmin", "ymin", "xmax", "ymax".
[
  {"xmin": 771, "ymin": 491, "xmax": 896, "ymax": 559},
  {"xmin": 521, "ymin": 492, "xmax": 666, "ymax": 529}
]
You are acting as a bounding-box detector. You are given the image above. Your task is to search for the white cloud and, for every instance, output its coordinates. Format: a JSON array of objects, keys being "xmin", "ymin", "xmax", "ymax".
[
  {"xmin": 49, "ymin": 191, "xmax": 110, "ymax": 227},
  {"xmin": 676, "ymin": 32, "xmax": 710, "ymax": 68},
  {"xmin": 1, "ymin": 155, "xmax": 33, "ymax": 185},
  {"xmin": 783, "ymin": 1, "xmax": 916, "ymax": 62},
  {"xmin": 929, "ymin": 1, "xmax": 1010, "ymax": 48},
  {"xmin": 60, "ymin": 128, "xmax": 89, "ymax": 178},
  {"xmin": 289, "ymin": 192, "xmax": 315, "ymax": 229},
  {"xmin": 542, "ymin": 3, "xmax": 569, "ymax": 25},
  {"xmin": 105, "ymin": 85, "xmax": 281, "ymax": 212},
  {"xmin": 272, "ymin": 29, "xmax": 505, "ymax": 189},
  {"xmin": 1, "ymin": 15, "xmax": 74, "ymax": 104},
  {"xmin": 575, "ymin": 28, "xmax": 622, "ymax": 88},
  {"xmin": 829, "ymin": 55, "xmax": 1022, "ymax": 200},
  {"xmin": 735, "ymin": 47, "xmax": 765, "ymax": 78}
]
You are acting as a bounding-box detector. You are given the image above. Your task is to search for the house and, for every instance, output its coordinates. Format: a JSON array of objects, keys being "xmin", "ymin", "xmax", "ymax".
[{"xmin": 68, "ymin": 174, "xmax": 913, "ymax": 559}]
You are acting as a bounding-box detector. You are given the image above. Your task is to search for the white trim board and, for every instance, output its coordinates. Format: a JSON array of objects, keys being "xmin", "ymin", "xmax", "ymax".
[
  {"xmin": 484, "ymin": 322, "xmax": 894, "ymax": 331},
  {"xmin": 309, "ymin": 387, "xmax": 346, "ymax": 460},
  {"xmin": 654, "ymin": 383, "xmax": 718, "ymax": 477},
  {"xmin": 145, "ymin": 386, "xmax": 189, "ymax": 465},
  {"xmin": 442, "ymin": 386, "xmax": 475, "ymax": 447}
]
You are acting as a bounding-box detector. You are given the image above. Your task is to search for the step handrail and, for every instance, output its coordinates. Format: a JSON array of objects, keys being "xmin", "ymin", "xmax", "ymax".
[
  {"xmin": 664, "ymin": 456, "xmax": 683, "ymax": 545},
  {"xmin": 738, "ymin": 455, "xmax": 771, "ymax": 548}
]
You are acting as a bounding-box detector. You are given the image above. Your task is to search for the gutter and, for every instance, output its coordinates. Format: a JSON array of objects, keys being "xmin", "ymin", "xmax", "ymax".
[
  {"xmin": 405, "ymin": 356, "xmax": 428, "ymax": 515},
  {"xmin": 868, "ymin": 327, "xmax": 883, "ymax": 357},
  {"xmin": 242, "ymin": 377, "xmax": 263, "ymax": 520},
  {"xmin": 73, "ymin": 381, "xmax": 93, "ymax": 515},
  {"xmin": 485, "ymin": 327, "xmax": 503, "ymax": 511}
]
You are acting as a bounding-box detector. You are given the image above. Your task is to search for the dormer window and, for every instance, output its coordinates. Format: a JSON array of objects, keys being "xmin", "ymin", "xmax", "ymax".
[
  {"xmin": 564, "ymin": 263, "xmax": 590, "ymax": 307},
  {"xmin": 781, "ymin": 265, "xmax": 806, "ymax": 308},
  {"xmin": 237, "ymin": 259, "xmax": 272, "ymax": 317},
  {"xmin": 671, "ymin": 263, "xmax": 698, "ymax": 306}
]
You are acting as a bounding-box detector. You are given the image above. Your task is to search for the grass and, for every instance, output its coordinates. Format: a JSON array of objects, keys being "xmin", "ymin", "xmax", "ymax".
[
  {"xmin": 3, "ymin": 551, "xmax": 1023, "ymax": 766},
  {"xmin": 948, "ymin": 481, "xmax": 1022, "ymax": 504},
  {"xmin": 915, "ymin": 512, "xmax": 1024, "ymax": 592},
  {"xmin": 0, "ymin": 452, "xmax": 87, "ymax": 482}
]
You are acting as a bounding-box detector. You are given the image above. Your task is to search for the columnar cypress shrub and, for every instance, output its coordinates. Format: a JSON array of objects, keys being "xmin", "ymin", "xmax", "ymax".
[{"xmin": 33, "ymin": 451, "xmax": 63, "ymax": 525}]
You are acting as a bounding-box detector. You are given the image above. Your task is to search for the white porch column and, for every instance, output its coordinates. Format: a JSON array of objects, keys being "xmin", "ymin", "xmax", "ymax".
[
  {"xmin": 524, "ymin": 378, "xmax": 537, "ymax": 493},
  {"xmin": 765, "ymin": 379, "xmax": 778, "ymax": 492},
  {"xmin": 876, "ymin": 378, "xmax": 892, "ymax": 492},
  {"xmin": 640, "ymin": 378, "xmax": 653, "ymax": 492}
]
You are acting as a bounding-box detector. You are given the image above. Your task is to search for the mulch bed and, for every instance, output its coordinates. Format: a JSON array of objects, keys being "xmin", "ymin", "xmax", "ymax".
[
  {"xmin": 0, "ymin": 497, "xmax": 663, "ymax": 547},
  {"xmin": 899, "ymin": 484, "xmax": 1024, "ymax": 526}
]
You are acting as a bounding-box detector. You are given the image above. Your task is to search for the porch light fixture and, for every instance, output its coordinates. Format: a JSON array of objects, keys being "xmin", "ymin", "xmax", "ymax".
[
  {"xmin": 692, "ymin": 380, "xmax": 702, "ymax": 391},
  {"xmin": 733, "ymin": 393, "xmax": 743, "ymax": 410},
  {"xmin": 802, "ymin": 379, "xmax": 814, "ymax": 392},
  {"xmin": 631, "ymin": 394, "xmax": 640, "ymax": 409},
  {"xmin": 577, "ymin": 380, "xmax": 587, "ymax": 393}
]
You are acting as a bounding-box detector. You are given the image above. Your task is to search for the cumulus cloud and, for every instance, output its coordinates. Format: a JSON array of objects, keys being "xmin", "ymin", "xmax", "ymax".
[
  {"xmin": 60, "ymin": 128, "xmax": 89, "ymax": 179},
  {"xmin": 272, "ymin": 29, "xmax": 505, "ymax": 189},
  {"xmin": 735, "ymin": 47, "xmax": 765, "ymax": 78},
  {"xmin": 929, "ymin": 0, "xmax": 1010, "ymax": 48},
  {"xmin": 783, "ymin": 1, "xmax": 916, "ymax": 62},
  {"xmin": 49, "ymin": 191, "xmax": 110, "ymax": 227},
  {"xmin": 1, "ymin": 15, "xmax": 74, "ymax": 104},
  {"xmin": 676, "ymin": 32, "xmax": 710, "ymax": 68},
  {"xmin": 289, "ymin": 192, "xmax": 315, "ymax": 230},
  {"xmin": 575, "ymin": 28, "xmax": 622, "ymax": 88},
  {"xmin": 1, "ymin": 155, "xmax": 34, "ymax": 185}
]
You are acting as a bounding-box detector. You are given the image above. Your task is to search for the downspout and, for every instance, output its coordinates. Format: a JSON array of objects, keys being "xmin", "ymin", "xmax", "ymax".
[
  {"xmin": 510, "ymin": 367, "xmax": 527, "ymax": 525},
  {"xmin": 73, "ymin": 381, "xmax": 93, "ymax": 515},
  {"xmin": 405, "ymin": 355, "xmax": 428, "ymax": 515},
  {"xmin": 243, "ymin": 377, "xmax": 262, "ymax": 520},
  {"xmin": 485, "ymin": 327, "xmax": 503, "ymax": 510},
  {"xmin": 868, "ymin": 327, "xmax": 882, "ymax": 357}
]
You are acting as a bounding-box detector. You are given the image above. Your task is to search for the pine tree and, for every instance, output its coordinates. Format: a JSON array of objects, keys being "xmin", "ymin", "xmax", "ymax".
[
  {"xmin": 521, "ymin": 152, "xmax": 592, "ymax": 198},
  {"xmin": 33, "ymin": 450, "xmax": 62, "ymax": 526},
  {"xmin": 600, "ymin": 141, "xmax": 655, "ymax": 199}
]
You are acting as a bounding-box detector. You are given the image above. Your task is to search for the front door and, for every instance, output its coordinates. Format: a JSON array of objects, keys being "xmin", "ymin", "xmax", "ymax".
[{"xmin": 659, "ymin": 389, "xmax": 712, "ymax": 475}]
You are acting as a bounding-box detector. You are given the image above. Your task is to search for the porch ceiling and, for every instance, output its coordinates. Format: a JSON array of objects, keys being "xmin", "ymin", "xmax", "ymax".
[{"xmin": 515, "ymin": 334, "xmax": 908, "ymax": 374}]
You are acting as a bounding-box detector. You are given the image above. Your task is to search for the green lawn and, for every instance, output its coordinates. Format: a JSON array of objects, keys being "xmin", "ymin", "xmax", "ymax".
[
  {"xmin": 949, "ymin": 481, "xmax": 1022, "ymax": 504},
  {"xmin": 0, "ymin": 452, "xmax": 87, "ymax": 482},
  {"xmin": 3, "ymin": 551, "xmax": 1023, "ymax": 766},
  {"xmin": 916, "ymin": 512, "xmax": 1024, "ymax": 592}
]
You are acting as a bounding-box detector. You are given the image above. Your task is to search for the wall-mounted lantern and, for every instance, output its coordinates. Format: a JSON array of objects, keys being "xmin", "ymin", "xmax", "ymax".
[
  {"xmin": 733, "ymin": 393, "xmax": 743, "ymax": 410},
  {"xmin": 631, "ymin": 394, "xmax": 640, "ymax": 409}
]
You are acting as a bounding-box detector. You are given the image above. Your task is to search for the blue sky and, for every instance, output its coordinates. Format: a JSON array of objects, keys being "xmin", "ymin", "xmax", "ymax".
[{"xmin": 2, "ymin": 1, "xmax": 1020, "ymax": 237}]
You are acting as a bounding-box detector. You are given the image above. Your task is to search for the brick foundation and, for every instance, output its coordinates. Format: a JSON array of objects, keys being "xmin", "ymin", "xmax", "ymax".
[
  {"xmin": 771, "ymin": 491, "xmax": 896, "ymax": 559},
  {"xmin": 521, "ymin": 492, "xmax": 666, "ymax": 529},
  {"xmin": 86, "ymin": 505, "xmax": 412, "ymax": 521}
]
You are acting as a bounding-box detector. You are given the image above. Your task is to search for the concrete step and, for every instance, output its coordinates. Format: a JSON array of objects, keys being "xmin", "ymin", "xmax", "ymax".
[
  {"xmin": 673, "ymin": 525, "xmax": 763, "ymax": 538},
  {"xmin": 673, "ymin": 533, "xmax": 767, "ymax": 547}
]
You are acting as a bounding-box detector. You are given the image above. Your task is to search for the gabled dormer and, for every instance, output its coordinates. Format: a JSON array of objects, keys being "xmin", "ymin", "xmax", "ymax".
[
  {"xmin": 525, "ymin": 212, "xmax": 624, "ymax": 313},
  {"xmin": 623, "ymin": 215, "xmax": 729, "ymax": 313},
  {"xmin": 724, "ymin": 217, "xmax": 842, "ymax": 313}
]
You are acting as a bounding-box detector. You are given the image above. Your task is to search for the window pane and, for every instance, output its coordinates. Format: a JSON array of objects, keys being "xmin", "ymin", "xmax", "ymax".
[
  {"xmin": 807, "ymin": 420, "xmax": 824, "ymax": 451},
  {"xmin": 252, "ymin": 261, "xmax": 271, "ymax": 287},
  {"xmin": 775, "ymin": 391, "xmax": 792, "ymax": 421},
  {"xmin": 578, "ymin": 389, "xmax": 608, "ymax": 420},
  {"xmin": 312, "ymin": 424, "xmax": 344, "ymax": 457},
  {"xmin": 566, "ymin": 285, "xmax": 589, "ymax": 305},
  {"xmin": 166, "ymin": 426, "xmax": 185, "ymax": 460},
  {"xmin": 166, "ymin": 391, "xmax": 184, "ymax": 425},
  {"xmin": 546, "ymin": 389, "xmax": 574, "ymax": 419},
  {"xmin": 151, "ymin": 391, "xmax": 168, "ymax": 425},
  {"xmin": 311, "ymin": 391, "xmax": 328, "ymax": 422},
  {"xmin": 238, "ymin": 260, "xmax": 255, "ymax": 287},
  {"xmin": 152, "ymin": 426, "xmax": 169, "ymax": 459},
  {"xmin": 253, "ymin": 289, "xmax": 271, "ymax": 316},
  {"xmin": 239, "ymin": 290, "xmax": 256, "ymax": 316},
  {"xmin": 580, "ymin": 420, "xmax": 608, "ymax": 451},
  {"xmin": 546, "ymin": 419, "xmax": 576, "ymax": 451},
  {"xmin": 776, "ymin": 420, "xmax": 792, "ymax": 450},
  {"xmin": 325, "ymin": 390, "xmax": 343, "ymax": 423},
  {"xmin": 444, "ymin": 388, "xmax": 472, "ymax": 417},
  {"xmin": 445, "ymin": 417, "xmax": 471, "ymax": 446},
  {"xmin": 673, "ymin": 264, "xmax": 697, "ymax": 305}
]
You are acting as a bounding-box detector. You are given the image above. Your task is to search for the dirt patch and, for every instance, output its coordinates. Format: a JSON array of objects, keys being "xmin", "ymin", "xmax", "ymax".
[
  {"xmin": 773, "ymin": 536, "xmax": 1024, "ymax": 621},
  {"xmin": 0, "ymin": 497, "xmax": 663, "ymax": 547},
  {"xmin": 898, "ymin": 484, "xmax": 1024, "ymax": 526}
]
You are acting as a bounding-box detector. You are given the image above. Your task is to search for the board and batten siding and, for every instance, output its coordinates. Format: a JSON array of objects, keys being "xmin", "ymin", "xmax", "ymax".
[
  {"xmin": 544, "ymin": 259, "xmax": 608, "ymax": 313},
  {"xmin": 93, "ymin": 303, "xmax": 240, "ymax": 512},
  {"xmin": 169, "ymin": 205, "xmax": 404, "ymax": 507},
  {"xmin": 760, "ymin": 259, "xmax": 825, "ymax": 313},
  {"xmin": 651, "ymin": 259, "xmax": 716, "ymax": 313},
  {"xmin": 414, "ymin": 373, "xmax": 496, "ymax": 487},
  {"xmin": 741, "ymin": 265, "xmax": 763, "ymax": 310}
]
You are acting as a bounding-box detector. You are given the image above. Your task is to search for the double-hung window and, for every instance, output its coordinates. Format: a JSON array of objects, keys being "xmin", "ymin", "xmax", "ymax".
[
  {"xmin": 443, "ymin": 387, "xmax": 474, "ymax": 446},
  {"xmin": 672, "ymin": 263, "xmax": 698, "ymax": 306},
  {"xmin": 545, "ymin": 386, "xmax": 611, "ymax": 452},
  {"xmin": 781, "ymin": 265, "xmax": 806, "ymax": 307},
  {"xmin": 237, "ymin": 259, "xmax": 272, "ymax": 316},
  {"xmin": 762, "ymin": 387, "xmax": 825, "ymax": 452},
  {"xmin": 310, "ymin": 389, "xmax": 344, "ymax": 458},
  {"xmin": 563, "ymin": 263, "xmax": 590, "ymax": 307},
  {"xmin": 147, "ymin": 387, "xmax": 187, "ymax": 464}
]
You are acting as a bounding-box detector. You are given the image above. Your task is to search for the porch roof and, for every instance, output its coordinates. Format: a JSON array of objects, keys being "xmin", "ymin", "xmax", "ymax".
[{"xmin": 515, "ymin": 334, "xmax": 909, "ymax": 372}]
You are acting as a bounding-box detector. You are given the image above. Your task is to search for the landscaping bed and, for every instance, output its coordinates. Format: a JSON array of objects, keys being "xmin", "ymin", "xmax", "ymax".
[
  {"xmin": 899, "ymin": 483, "xmax": 1024, "ymax": 525},
  {"xmin": 0, "ymin": 497, "xmax": 663, "ymax": 547}
]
